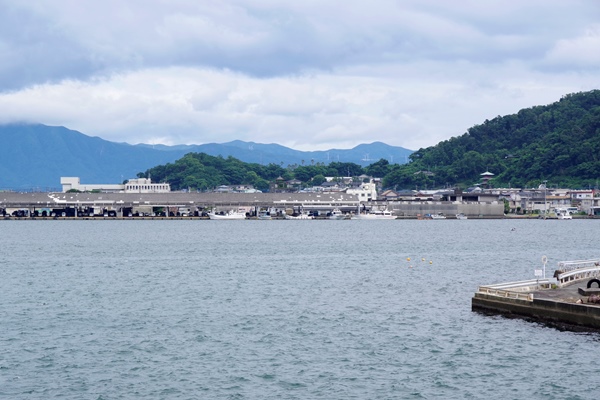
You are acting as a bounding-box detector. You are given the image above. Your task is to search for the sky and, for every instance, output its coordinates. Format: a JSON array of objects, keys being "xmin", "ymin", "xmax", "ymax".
[{"xmin": 0, "ymin": 1, "xmax": 599, "ymax": 151}]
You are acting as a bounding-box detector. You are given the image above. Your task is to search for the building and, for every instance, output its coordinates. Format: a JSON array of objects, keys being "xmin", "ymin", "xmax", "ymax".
[
  {"xmin": 61, "ymin": 177, "xmax": 170, "ymax": 193},
  {"xmin": 346, "ymin": 178, "xmax": 378, "ymax": 201}
]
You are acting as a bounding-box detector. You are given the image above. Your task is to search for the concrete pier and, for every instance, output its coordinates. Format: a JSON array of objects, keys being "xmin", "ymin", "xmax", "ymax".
[
  {"xmin": 472, "ymin": 260, "xmax": 600, "ymax": 330},
  {"xmin": 0, "ymin": 191, "xmax": 505, "ymax": 219}
]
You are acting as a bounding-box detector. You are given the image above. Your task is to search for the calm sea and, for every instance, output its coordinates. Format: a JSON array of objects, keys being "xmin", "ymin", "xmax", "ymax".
[{"xmin": 1, "ymin": 219, "xmax": 599, "ymax": 399}]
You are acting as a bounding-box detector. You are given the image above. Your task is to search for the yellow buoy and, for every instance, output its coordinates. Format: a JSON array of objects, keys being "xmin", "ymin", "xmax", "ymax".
[
  {"xmin": 407, "ymin": 257, "xmax": 411, "ymax": 261},
  {"xmin": 429, "ymin": 261, "xmax": 433, "ymax": 264}
]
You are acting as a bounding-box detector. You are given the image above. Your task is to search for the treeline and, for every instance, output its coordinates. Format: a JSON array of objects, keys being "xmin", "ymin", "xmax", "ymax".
[
  {"xmin": 142, "ymin": 90, "xmax": 600, "ymax": 191},
  {"xmin": 139, "ymin": 152, "xmax": 393, "ymax": 191}
]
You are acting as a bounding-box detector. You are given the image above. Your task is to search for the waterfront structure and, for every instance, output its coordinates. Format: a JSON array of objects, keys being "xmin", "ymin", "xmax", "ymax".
[
  {"xmin": 472, "ymin": 259, "xmax": 600, "ymax": 330},
  {"xmin": 61, "ymin": 177, "xmax": 170, "ymax": 193},
  {"xmin": 0, "ymin": 188, "xmax": 508, "ymax": 219},
  {"xmin": 346, "ymin": 178, "xmax": 378, "ymax": 202}
]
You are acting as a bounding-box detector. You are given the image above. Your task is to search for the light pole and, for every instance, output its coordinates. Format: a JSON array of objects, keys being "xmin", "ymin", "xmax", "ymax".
[{"xmin": 542, "ymin": 180, "xmax": 548, "ymax": 219}]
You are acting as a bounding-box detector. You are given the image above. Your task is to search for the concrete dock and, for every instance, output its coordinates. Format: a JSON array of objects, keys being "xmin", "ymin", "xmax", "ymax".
[{"xmin": 472, "ymin": 260, "xmax": 600, "ymax": 331}]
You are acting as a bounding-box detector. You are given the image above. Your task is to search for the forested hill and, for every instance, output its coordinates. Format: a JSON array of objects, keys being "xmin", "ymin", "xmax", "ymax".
[{"xmin": 382, "ymin": 90, "xmax": 600, "ymax": 189}]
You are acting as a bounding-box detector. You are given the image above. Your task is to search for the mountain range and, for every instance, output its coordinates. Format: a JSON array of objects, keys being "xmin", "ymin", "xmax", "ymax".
[{"xmin": 0, "ymin": 124, "xmax": 413, "ymax": 190}]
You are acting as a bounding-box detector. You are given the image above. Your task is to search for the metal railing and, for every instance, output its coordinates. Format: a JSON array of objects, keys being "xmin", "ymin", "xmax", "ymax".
[
  {"xmin": 557, "ymin": 259, "xmax": 600, "ymax": 271},
  {"xmin": 477, "ymin": 278, "xmax": 554, "ymax": 301},
  {"xmin": 477, "ymin": 286, "xmax": 535, "ymax": 301},
  {"xmin": 555, "ymin": 265, "xmax": 600, "ymax": 287}
]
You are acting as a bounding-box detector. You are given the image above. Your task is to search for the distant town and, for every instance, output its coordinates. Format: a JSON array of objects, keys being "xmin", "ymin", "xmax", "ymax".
[{"xmin": 2, "ymin": 171, "xmax": 599, "ymax": 220}]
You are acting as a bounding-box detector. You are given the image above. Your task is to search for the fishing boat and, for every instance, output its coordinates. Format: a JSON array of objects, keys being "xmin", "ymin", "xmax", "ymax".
[
  {"xmin": 354, "ymin": 208, "xmax": 396, "ymax": 220},
  {"xmin": 284, "ymin": 213, "xmax": 313, "ymax": 220},
  {"xmin": 329, "ymin": 208, "xmax": 347, "ymax": 220},
  {"xmin": 208, "ymin": 210, "xmax": 247, "ymax": 220},
  {"xmin": 425, "ymin": 213, "xmax": 447, "ymax": 220},
  {"xmin": 257, "ymin": 210, "xmax": 272, "ymax": 220},
  {"xmin": 555, "ymin": 209, "xmax": 573, "ymax": 220}
]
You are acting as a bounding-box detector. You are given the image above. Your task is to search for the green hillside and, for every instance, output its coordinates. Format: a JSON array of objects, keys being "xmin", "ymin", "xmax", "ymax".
[
  {"xmin": 384, "ymin": 90, "xmax": 600, "ymax": 189},
  {"xmin": 141, "ymin": 152, "xmax": 373, "ymax": 191}
]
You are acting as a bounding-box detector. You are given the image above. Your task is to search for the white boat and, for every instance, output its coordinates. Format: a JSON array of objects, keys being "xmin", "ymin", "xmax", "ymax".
[
  {"xmin": 556, "ymin": 209, "xmax": 573, "ymax": 220},
  {"xmin": 456, "ymin": 213, "xmax": 468, "ymax": 220},
  {"xmin": 329, "ymin": 208, "xmax": 346, "ymax": 220},
  {"xmin": 425, "ymin": 213, "xmax": 447, "ymax": 220},
  {"xmin": 284, "ymin": 213, "xmax": 313, "ymax": 220},
  {"xmin": 354, "ymin": 208, "xmax": 396, "ymax": 220},
  {"xmin": 257, "ymin": 211, "xmax": 272, "ymax": 220},
  {"xmin": 208, "ymin": 210, "xmax": 247, "ymax": 220}
]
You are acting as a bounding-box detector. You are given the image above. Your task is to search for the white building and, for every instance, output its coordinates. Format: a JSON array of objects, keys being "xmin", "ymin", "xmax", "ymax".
[
  {"xmin": 61, "ymin": 177, "xmax": 170, "ymax": 193},
  {"xmin": 346, "ymin": 178, "xmax": 378, "ymax": 202}
]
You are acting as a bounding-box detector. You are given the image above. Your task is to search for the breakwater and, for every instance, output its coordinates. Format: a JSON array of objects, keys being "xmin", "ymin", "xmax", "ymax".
[{"xmin": 472, "ymin": 259, "xmax": 600, "ymax": 330}]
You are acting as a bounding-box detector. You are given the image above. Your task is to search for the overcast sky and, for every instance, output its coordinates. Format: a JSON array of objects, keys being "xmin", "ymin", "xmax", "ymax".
[{"xmin": 0, "ymin": 1, "xmax": 598, "ymax": 151}]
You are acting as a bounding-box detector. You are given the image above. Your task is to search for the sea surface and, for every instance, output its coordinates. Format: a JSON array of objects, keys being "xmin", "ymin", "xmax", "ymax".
[{"xmin": 1, "ymin": 219, "xmax": 599, "ymax": 399}]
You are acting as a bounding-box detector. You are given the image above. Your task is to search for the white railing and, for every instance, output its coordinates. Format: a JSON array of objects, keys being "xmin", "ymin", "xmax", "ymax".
[
  {"xmin": 557, "ymin": 259, "xmax": 600, "ymax": 272},
  {"xmin": 481, "ymin": 278, "xmax": 553, "ymax": 291},
  {"xmin": 555, "ymin": 265, "xmax": 600, "ymax": 287},
  {"xmin": 477, "ymin": 259, "xmax": 600, "ymax": 299},
  {"xmin": 477, "ymin": 286, "xmax": 534, "ymax": 301},
  {"xmin": 477, "ymin": 278, "xmax": 554, "ymax": 301}
]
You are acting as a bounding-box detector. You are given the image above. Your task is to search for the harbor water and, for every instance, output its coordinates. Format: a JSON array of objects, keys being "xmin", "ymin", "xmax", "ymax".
[{"xmin": 1, "ymin": 219, "xmax": 600, "ymax": 399}]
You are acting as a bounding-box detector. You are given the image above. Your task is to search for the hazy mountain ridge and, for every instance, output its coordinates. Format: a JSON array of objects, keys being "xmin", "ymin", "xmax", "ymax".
[{"xmin": 0, "ymin": 123, "xmax": 412, "ymax": 190}]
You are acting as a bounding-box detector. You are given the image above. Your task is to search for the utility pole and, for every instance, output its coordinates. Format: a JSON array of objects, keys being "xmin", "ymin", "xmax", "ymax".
[{"xmin": 543, "ymin": 180, "xmax": 548, "ymax": 219}]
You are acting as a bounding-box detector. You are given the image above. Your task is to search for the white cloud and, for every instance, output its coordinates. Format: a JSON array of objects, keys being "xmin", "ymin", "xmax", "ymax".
[
  {"xmin": 545, "ymin": 25, "xmax": 600, "ymax": 68},
  {"xmin": 0, "ymin": 1, "xmax": 599, "ymax": 151}
]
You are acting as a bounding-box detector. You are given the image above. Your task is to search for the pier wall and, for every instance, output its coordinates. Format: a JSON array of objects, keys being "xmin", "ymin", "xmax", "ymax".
[
  {"xmin": 472, "ymin": 292, "xmax": 600, "ymax": 330},
  {"xmin": 390, "ymin": 201, "xmax": 504, "ymax": 218}
]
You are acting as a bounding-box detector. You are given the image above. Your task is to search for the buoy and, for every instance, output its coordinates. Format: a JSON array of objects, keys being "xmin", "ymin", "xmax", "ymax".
[
  {"xmin": 407, "ymin": 257, "xmax": 411, "ymax": 261},
  {"xmin": 429, "ymin": 261, "xmax": 433, "ymax": 264},
  {"xmin": 421, "ymin": 258, "xmax": 425, "ymax": 262}
]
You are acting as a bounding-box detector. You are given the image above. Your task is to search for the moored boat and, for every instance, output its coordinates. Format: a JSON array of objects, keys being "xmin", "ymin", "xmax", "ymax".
[
  {"xmin": 425, "ymin": 213, "xmax": 447, "ymax": 220},
  {"xmin": 329, "ymin": 208, "xmax": 347, "ymax": 220},
  {"xmin": 556, "ymin": 209, "xmax": 573, "ymax": 220},
  {"xmin": 354, "ymin": 208, "xmax": 396, "ymax": 220},
  {"xmin": 257, "ymin": 211, "xmax": 272, "ymax": 220},
  {"xmin": 208, "ymin": 210, "xmax": 247, "ymax": 220},
  {"xmin": 284, "ymin": 213, "xmax": 313, "ymax": 220}
]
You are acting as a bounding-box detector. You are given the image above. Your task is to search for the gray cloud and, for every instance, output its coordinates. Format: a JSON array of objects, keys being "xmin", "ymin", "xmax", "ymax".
[{"xmin": 0, "ymin": 0, "xmax": 598, "ymax": 150}]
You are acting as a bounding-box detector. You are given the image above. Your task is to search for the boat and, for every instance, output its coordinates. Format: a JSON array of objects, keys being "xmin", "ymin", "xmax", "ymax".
[
  {"xmin": 354, "ymin": 208, "xmax": 396, "ymax": 220},
  {"xmin": 556, "ymin": 209, "xmax": 573, "ymax": 220},
  {"xmin": 257, "ymin": 210, "xmax": 272, "ymax": 220},
  {"xmin": 208, "ymin": 210, "xmax": 247, "ymax": 220},
  {"xmin": 425, "ymin": 213, "xmax": 447, "ymax": 220},
  {"xmin": 284, "ymin": 213, "xmax": 313, "ymax": 220},
  {"xmin": 456, "ymin": 213, "xmax": 468, "ymax": 220},
  {"xmin": 329, "ymin": 208, "xmax": 347, "ymax": 220}
]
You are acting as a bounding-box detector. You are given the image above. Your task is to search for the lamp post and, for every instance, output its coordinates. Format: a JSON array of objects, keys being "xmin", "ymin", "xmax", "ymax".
[{"xmin": 542, "ymin": 180, "xmax": 548, "ymax": 219}]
